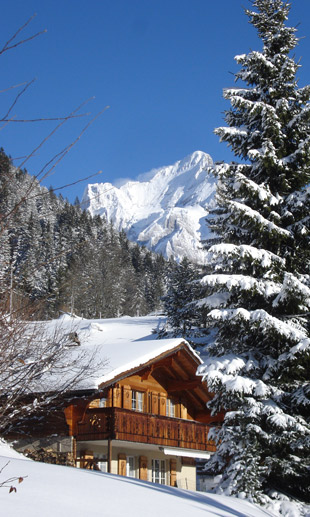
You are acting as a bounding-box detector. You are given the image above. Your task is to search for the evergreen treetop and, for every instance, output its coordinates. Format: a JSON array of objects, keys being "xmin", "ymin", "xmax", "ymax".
[{"xmin": 199, "ymin": 0, "xmax": 310, "ymax": 507}]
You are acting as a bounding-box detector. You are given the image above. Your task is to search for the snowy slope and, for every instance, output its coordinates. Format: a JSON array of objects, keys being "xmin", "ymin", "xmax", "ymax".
[
  {"xmin": 82, "ymin": 151, "xmax": 217, "ymax": 263},
  {"xmin": 0, "ymin": 449, "xmax": 276, "ymax": 517}
]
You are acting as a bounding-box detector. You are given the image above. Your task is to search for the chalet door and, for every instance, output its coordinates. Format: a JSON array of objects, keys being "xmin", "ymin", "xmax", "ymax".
[{"xmin": 126, "ymin": 456, "xmax": 135, "ymax": 478}]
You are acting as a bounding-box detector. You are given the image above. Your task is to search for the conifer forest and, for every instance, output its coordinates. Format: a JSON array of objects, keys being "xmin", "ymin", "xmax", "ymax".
[{"xmin": 0, "ymin": 149, "xmax": 167, "ymax": 319}]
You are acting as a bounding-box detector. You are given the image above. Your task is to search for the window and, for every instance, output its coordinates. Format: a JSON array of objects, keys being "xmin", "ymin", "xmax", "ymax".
[
  {"xmin": 166, "ymin": 398, "xmax": 175, "ymax": 417},
  {"xmin": 132, "ymin": 390, "xmax": 144, "ymax": 412},
  {"xmin": 152, "ymin": 459, "xmax": 166, "ymax": 484},
  {"xmin": 94, "ymin": 454, "xmax": 107, "ymax": 472},
  {"xmin": 126, "ymin": 456, "xmax": 135, "ymax": 478},
  {"xmin": 99, "ymin": 398, "xmax": 107, "ymax": 408}
]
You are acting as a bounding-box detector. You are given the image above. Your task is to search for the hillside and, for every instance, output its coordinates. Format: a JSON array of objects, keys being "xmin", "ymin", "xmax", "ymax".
[
  {"xmin": 0, "ymin": 150, "xmax": 167, "ymax": 319},
  {"xmin": 0, "ymin": 442, "xmax": 275, "ymax": 517}
]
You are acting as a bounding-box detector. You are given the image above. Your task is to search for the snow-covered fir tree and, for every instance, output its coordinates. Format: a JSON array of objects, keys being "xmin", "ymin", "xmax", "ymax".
[
  {"xmin": 199, "ymin": 0, "xmax": 310, "ymax": 506},
  {"xmin": 160, "ymin": 257, "xmax": 203, "ymax": 338}
]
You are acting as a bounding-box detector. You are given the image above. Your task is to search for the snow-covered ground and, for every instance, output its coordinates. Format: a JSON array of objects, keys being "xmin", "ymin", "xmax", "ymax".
[{"xmin": 0, "ymin": 442, "xmax": 275, "ymax": 517}]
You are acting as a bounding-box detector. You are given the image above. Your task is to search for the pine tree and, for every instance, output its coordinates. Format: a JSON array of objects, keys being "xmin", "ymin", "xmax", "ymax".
[
  {"xmin": 200, "ymin": 0, "xmax": 310, "ymax": 505},
  {"xmin": 161, "ymin": 257, "xmax": 202, "ymax": 337}
]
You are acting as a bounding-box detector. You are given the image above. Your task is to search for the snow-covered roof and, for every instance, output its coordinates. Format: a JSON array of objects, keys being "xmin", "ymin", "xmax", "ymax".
[{"xmin": 34, "ymin": 315, "xmax": 202, "ymax": 392}]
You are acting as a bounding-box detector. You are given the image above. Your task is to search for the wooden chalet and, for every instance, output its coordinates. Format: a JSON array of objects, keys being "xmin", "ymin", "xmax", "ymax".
[{"xmin": 13, "ymin": 317, "xmax": 221, "ymax": 491}]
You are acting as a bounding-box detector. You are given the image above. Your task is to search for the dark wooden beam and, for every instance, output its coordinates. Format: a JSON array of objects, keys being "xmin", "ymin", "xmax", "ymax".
[
  {"xmin": 166, "ymin": 379, "xmax": 201, "ymax": 392},
  {"xmin": 139, "ymin": 357, "xmax": 174, "ymax": 380},
  {"xmin": 185, "ymin": 388, "xmax": 206, "ymax": 411},
  {"xmin": 140, "ymin": 364, "xmax": 154, "ymax": 381},
  {"xmin": 195, "ymin": 411, "xmax": 225, "ymax": 424}
]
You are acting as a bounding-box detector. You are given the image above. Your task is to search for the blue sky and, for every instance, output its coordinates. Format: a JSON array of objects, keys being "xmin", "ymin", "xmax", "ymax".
[{"xmin": 1, "ymin": 0, "xmax": 310, "ymax": 203}]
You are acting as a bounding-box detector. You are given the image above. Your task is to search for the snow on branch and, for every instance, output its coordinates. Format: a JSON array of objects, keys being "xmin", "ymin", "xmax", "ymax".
[
  {"xmin": 199, "ymin": 354, "xmax": 271, "ymax": 398},
  {"xmin": 233, "ymin": 173, "xmax": 280, "ymax": 205},
  {"xmin": 196, "ymin": 292, "xmax": 231, "ymax": 310},
  {"xmin": 198, "ymin": 355, "xmax": 270, "ymax": 397},
  {"xmin": 228, "ymin": 200, "xmax": 291, "ymax": 238},
  {"xmin": 208, "ymin": 307, "xmax": 307, "ymax": 343},
  {"xmin": 235, "ymin": 51, "xmax": 276, "ymax": 71},
  {"xmin": 272, "ymin": 272, "xmax": 310, "ymax": 311},
  {"xmin": 201, "ymin": 274, "xmax": 281, "ymax": 298},
  {"xmin": 279, "ymin": 135, "xmax": 310, "ymax": 166},
  {"xmin": 198, "ymin": 353, "xmax": 253, "ymax": 377},
  {"xmin": 206, "ymin": 243, "xmax": 285, "ymax": 269},
  {"xmin": 280, "ymin": 338, "xmax": 310, "ymax": 361}
]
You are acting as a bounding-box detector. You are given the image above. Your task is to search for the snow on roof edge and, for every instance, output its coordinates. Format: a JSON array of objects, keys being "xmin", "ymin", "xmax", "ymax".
[{"xmin": 96, "ymin": 339, "xmax": 203, "ymax": 388}]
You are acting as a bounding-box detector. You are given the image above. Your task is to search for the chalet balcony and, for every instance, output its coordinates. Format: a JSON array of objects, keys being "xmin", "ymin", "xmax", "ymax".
[{"xmin": 76, "ymin": 407, "xmax": 216, "ymax": 452}]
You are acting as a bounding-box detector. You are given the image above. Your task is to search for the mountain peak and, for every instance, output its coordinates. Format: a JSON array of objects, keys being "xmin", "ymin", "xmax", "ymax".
[
  {"xmin": 82, "ymin": 151, "xmax": 217, "ymax": 263},
  {"xmin": 179, "ymin": 150, "xmax": 211, "ymax": 167}
]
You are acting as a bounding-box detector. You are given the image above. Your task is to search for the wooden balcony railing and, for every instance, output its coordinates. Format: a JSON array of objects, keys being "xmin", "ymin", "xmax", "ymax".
[{"xmin": 76, "ymin": 407, "xmax": 216, "ymax": 452}]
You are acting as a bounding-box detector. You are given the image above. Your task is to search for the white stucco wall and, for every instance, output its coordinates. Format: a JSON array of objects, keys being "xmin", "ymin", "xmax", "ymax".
[{"xmin": 77, "ymin": 441, "xmax": 196, "ymax": 490}]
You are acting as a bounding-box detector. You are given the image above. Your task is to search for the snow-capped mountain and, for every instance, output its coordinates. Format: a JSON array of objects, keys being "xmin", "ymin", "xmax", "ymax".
[{"xmin": 82, "ymin": 151, "xmax": 217, "ymax": 263}]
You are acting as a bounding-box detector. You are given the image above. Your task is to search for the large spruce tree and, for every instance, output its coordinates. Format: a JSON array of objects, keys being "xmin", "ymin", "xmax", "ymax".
[{"xmin": 200, "ymin": 0, "xmax": 310, "ymax": 505}]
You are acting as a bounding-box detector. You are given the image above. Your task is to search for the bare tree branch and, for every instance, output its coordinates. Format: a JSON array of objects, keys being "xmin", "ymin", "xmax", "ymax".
[
  {"xmin": 18, "ymin": 97, "xmax": 95, "ymax": 173},
  {"xmin": 0, "ymin": 307, "xmax": 106, "ymax": 435},
  {"xmin": 0, "ymin": 81, "xmax": 28, "ymax": 94},
  {"xmin": 36, "ymin": 105, "xmax": 109, "ymax": 182},
  {"xmin": 0, "ymin": 99, "xmax": 100, "ymax": 232},
  {"xmin": 0, "ymin": 119, "xmax": 11, "ymax": 132},
  {"xmin": 1, "ymin": 115, "xmax": 90, "ymax": 123},
  {"xmin": 32, "ymin": 170, "xmax": 103, "ymax": 196},
  {"xmin": 0, "ymin": 16, "xmax": 109, "ymax": 447},
  {"xmin": 1, "ymin": 78, "xmax": 36, "ymax": 121},
  {"xmin": 0, "ymin": 14, "xmax": 46, "ymax": 56},
  {"xmin": 0, "ymin": 461, "xmax": 27, "ymax": 493}
]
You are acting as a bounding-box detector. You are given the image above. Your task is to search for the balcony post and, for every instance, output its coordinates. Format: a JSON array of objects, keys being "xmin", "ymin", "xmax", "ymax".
[{"xmin": 107, "ymin": 438, "xmax": 112, "ymax": 473}]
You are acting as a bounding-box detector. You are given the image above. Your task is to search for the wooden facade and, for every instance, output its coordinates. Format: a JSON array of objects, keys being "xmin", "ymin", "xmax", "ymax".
[
  {"xmin": 64, "ymin": 345, "xmax": 221, "ymax": 449},
  {"xmin": 76, "ymin": 407, "xmax": 216, "ymax": 452},
  {"xmin": 13, "ymin": 341, "xmax": 222, "ymax": 490}
]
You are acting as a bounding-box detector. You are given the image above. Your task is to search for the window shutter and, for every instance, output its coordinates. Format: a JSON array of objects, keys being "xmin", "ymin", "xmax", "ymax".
[
  {"xmin": 159, "ymin": 393, "xmax": 167, "ymax": 416},
  {"xmin": 122, "ymin": 385, "xmax": 132, "ymax": 409},
  {"xmin": 170, "ymin": 459, "xmax": 177, "ymax": 487},
  {"xmin": 118, "ymin": 453, "xmax": 127, "ymax": 476},
  {"xmin": 180, "ymin": 402, "xmax": 187, "ymax": 419},
  {"xmin": 139, "ymin": 455, "xmax": 148, "ymax": 481},
  {"xmin": 113, "ymin": 386, "xmax": 122, "ymax": 407},
  {"xmin": 151, "ymin": 392, "xmax": 159, "ymax": 414}
]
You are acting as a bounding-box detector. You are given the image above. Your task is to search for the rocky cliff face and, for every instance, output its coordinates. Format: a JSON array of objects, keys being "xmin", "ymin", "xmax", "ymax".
[{"xmin": 82, "ymin": 150, "xmax": 217, "ymax": 263}]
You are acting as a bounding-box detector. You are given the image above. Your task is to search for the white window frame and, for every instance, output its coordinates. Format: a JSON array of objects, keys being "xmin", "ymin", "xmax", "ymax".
[
  {"xmin": 94, "ymin": 453, "xmax": 107, "ymax": 472},
  {"xmin": 99, "ymin": 397, "xmax": 107, "ymax": 408},
  {"xmin": 166, "ymin": 398, "xmax": 175, "ymax": 417},
  {"xmin": 132, "ymin": 390, "xmax": 144, "ymax": 412},
  {"xmin": 152, "ymin": 459, "xmax": 166, "ymax": 485},
  {"xmin": 126, "ymin": 456, "xmax": 136, "ymax": 478}
]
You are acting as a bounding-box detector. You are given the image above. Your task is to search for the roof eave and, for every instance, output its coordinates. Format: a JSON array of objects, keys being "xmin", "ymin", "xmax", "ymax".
[{"xmin": 98, "ymin": 340, "xmax": 201, "ymax": 389}]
